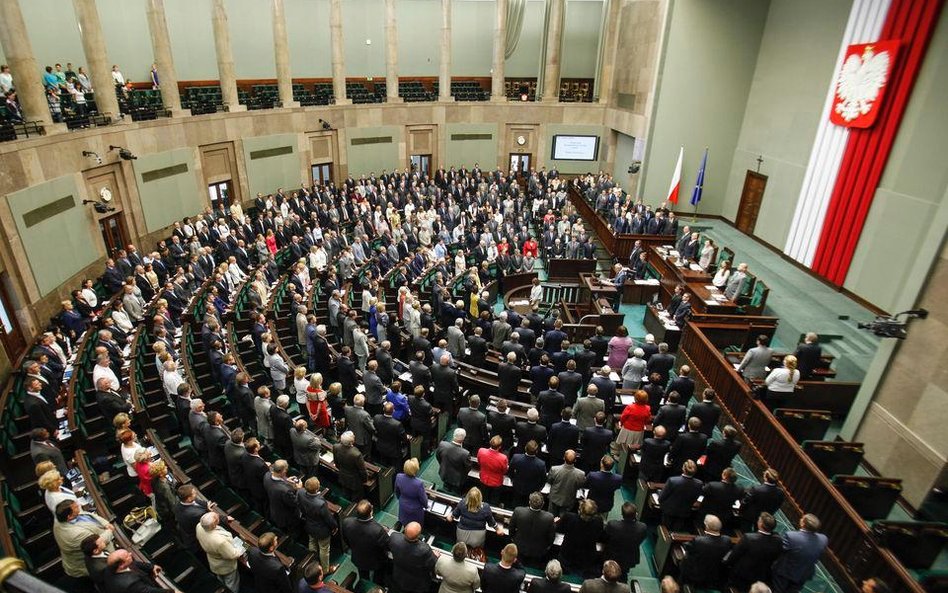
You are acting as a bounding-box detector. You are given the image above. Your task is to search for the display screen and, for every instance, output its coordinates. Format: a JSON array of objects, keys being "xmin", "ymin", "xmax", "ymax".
[{"xmin": 551, "ymin": 135, "xmax": 600, "ymax": 161}]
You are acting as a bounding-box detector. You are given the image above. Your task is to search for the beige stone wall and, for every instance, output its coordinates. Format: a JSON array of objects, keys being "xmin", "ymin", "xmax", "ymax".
[
  {"xmin": 854, "ymin": 242, "xmax": 948, "ymax": 507},
  {"xmin": 611, "ymin": 0, "xmax": 668, "ymax": 114},
  {"xmin": 0, "ymin": 101, "xmax": 650, "ymax": 355}
]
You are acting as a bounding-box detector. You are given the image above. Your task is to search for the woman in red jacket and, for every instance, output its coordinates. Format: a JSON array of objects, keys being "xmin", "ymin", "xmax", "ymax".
[
  {"xmin": 522, "ymin": 237, "xmax": 539, "ymax": 258},
  {"xmin": 618, "ymin": 389, "xmax": 652, "ymax": 449}
]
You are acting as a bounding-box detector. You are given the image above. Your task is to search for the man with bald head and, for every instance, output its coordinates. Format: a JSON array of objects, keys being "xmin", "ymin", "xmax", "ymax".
[
  {"xmin": 547, "ymin": 450, "xmax": 586, "ymax": 516},
  {"xmin": 389, "ymin": 521, "xmax": 437, "ymax": 593},
  {"xmin": 102, "ymin": 548, "xmax": 180, "ymax": 593}
]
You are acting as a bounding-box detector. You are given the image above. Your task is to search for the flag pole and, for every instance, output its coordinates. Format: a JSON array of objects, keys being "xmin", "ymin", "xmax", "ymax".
[{"xmin": 691, "ymin": 147, "xmax": 708, "ymax": 223}]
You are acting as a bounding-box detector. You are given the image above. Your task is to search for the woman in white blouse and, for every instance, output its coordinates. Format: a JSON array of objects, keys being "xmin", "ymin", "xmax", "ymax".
[
  {"xmin": 119, "ymin": 429, "xmax": 143, "ymax": 478},
  {"xmin": 712, "ymin": 259, "xmax": 732, "ymax": 289},
  {"xmin": 110, "ymin": 300, "xmax": 134, "ymax": 334},
  {"xmin": 698, "ymin": 239, "xmax": 716, "ymax": 271},
  {"xmin": 39, "ymin": 469, "xmax": 78, "ymax": 512},
  {"xmin": 293, "ymin": 366, "xmax": 310, "ymax": 412},
  {"xmin": 764, "ymin": 354, "xmax": 800, "ymax": 409},
  {"xmin": 81, "ymin": 279, "xmax": 98, "ymax": 309}
]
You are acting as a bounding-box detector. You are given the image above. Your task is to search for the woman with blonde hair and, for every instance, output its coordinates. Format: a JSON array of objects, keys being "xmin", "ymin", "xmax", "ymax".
[
  {"xmin": 394, "ymin": 458, "xmax": 428, "ymax": 529},
  {"xmin": 449, "ymin": 486, "xmax": 504, "ymax": 550},
  {"xmin": 765, "ymin": 354, "xmax": 800, "ymax": 409},
  {"xmin": 150, "ymin": 460, "xmax": 176, "ymax": 525},
  {"xmin": 134, "ymin": 448, "xmax": 153, "ymax": 497},
  {"xmin": 39, "ymin": 469, "xmax": 78, "ymax": 511},
  {"xmin": 306, "ymin": 373, "xmax": 330, "ymax": 431},
  {"xmin": 293, "ymin": 365, "xmax": 309, "ymax": 411}
]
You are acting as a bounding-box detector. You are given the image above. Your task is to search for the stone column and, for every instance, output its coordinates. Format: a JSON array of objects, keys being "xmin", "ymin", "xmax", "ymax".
[
  {"xmin": 541, "ymin": 0, "xmax": 565, "ymax": 102},
  {"xmin": 211, "ymin": 0, "xmax": 245, "ymax": 112},
  {"xmin": 0, "ymin": 0, "xmax": 60, "ymax": 130},
  {"xmin": 329, "ymin": 0, "xmax": 350, "ymax": 105},
  {"xmin": 72, "ymin": 0, "xmax": 122, "ymax": 120},
  {"xmin": 145, "ymin": 0, "xmax": 185, "ymax": 115},
  {"xmin": 439, "ymin": 0, "xmax": 453, "ymax": 101},
  {"xmin": 271, "ymin": 0, "xmax": 298, "ymax": 107},
  {"xmin": 596, "ymin": 0, "xmax": 622, "ymax": 103},
  {"xmin": 490, "ymin": 0, "xmax": 508, "ymax": 102},
  {"xmin": 384, "ymin": 0, "xmax": 402, "ymax": 103}
]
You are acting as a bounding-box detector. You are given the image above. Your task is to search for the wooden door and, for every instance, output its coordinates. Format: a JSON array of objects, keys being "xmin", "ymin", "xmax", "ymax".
[
  {"xmin": 0, "ymin": 273, "xmax": 25, "ymax": 360},
  {"xmin": 736, "ymin": 171, "xmax": 767, "ymax": 235},
  {"xmin": 99, "ymin": 213, "xmax": 130, "ymax": 258}
]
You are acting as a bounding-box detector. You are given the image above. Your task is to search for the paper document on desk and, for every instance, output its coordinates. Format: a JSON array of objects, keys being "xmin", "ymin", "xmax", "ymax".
[
  {"xmin": 650, "ymin": 493, "xmax": 660, "ymax": 506},
  {"xmin": 398, "ymin": 372, "xmax": 412, "ymax": 383},
  {"xmin": 704, "ymin": 299, "xmax": 718, "ymax": 306},
  {"xmin": 689, "ymin": 264, "xmax": 703, "ymax": 271},
  {"xmin": 320, "ymin": 451, "xmax": 334, "ymax": 464},
  {"xmin": 509, "ymin": 299, "xmax": 530, "ymax": 307},
  {"xmin": 609, "ymin": 372, "xmax": 621, "ymax": 383},
  {"xmin": 356, "ymin": 384, "xmax": 365, "ymax": 393},
  {"xmin": 231, "ymin": 539, "xmax": 246, "ymax": 555},
  {"xmin": 430, "ymin": 501, "xmax": 449, "ymax": 515},
  {"xmin": 554, "ymin": 533, "xmax": 564, "ymax": 546},
  {"xmin": 56, "ymin": 408, "xmax": 66, "ymax": 419},
  {"xmin": 620, "ymin": 394, "xmax": 635, "ymax": 406},
  {"xmin": 704, "ymin": 285, "xmax": 717, "ymax": 291}
]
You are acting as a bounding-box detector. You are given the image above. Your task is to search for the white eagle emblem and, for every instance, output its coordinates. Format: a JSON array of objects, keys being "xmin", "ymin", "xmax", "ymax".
[{"xmin": 834, "ymin": 46, "xmax": 890, "ymax": 122}]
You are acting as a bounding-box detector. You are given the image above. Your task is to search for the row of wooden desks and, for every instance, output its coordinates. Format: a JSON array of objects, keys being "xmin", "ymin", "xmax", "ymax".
[{"xmin": 647, "ymin": 246, "xmax": 738, "ymax": 315}]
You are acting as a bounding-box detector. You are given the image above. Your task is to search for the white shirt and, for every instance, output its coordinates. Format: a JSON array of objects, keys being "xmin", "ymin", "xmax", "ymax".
[
  {"xmin": 112, "ymin": 69, "xmax": 125, "ymax": 86},
  {"xmin": 122, "ymin": 443, "xmax": 141, "ymax": 477},
  {"xmin": 163, "ymin": 368, "xmax": 184, "ymax": 397},
  {"xmin": 765, "ymin": 367, "xmax": 800, "ymax": 393},
  {"xmin": 0, "ymin": 72, "xmax": 13, "ymax": 94},
  {"xmin": 81, "ymin": 287, "xmax": 98, "ymax": 308},
  {"xmin": 93, "ymin": 364, "xmax": 120, "ymax": 392}
]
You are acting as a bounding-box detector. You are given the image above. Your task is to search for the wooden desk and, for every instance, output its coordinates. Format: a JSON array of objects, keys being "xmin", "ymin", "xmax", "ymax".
[
  {"xmin": 580, "ymin": 273, "xmax": 618, "ymax": 303},
  {"xmin": 644, "ymin": 304, "xmax": 682, "ymax": 351},
  {"xmin": 647, "ymin": 247, "xmax": 738, "ymax": 315}
]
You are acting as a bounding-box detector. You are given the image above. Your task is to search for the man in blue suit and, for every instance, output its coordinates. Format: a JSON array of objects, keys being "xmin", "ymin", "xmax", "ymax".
[{"xmin": 771, "ymin": 513, "xmax": 829, "ymax": 593}]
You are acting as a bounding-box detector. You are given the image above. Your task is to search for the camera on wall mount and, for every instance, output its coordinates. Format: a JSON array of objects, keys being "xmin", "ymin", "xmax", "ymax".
[
  {"xmin": 81, "ymin": 150, "xmax": 103, "ymax": 165},
  {"xmin": 82, "ymin": 187, "xmax": 116, "ymax": 214},
  {"xmin": 627, "ymin": 161, "xmax": 641, "ymax": 175},
  {"xmin": 857, "ymin": 309, "xmax": 928, "ymax": 339},
  {"xmin": 109, "ymin": 145, "xmax": 137, "ymax": 161},
  {"xmin": 318, "ymin": 119, "xmax": 332, "ymax": 131}
]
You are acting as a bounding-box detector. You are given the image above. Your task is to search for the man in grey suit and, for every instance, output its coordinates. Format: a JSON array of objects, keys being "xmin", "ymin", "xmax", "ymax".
[
  {"xmin": 509, "ymin": 492, "xmax": 556, "ymax": 565},
  {"xmin": 436, "ymin": 429, "xmax": 472, "ymax": 494},
  {"xmin": 737, "ymin": 334, "xmax": 774, "ymax": 380},
  {"xmin": 547, "ymin": 450, "xmax": 586, "ymax": 516},
  {"xmin": 771, "ymin": 514, "xmax": 830, "ymax": 593},
  {"xmin": 578, "ymin": 560, "xmax": 632, "ymax": 593},
  {"xmin": 363, "ymin": 361, "xmax": 385, "ymax": 417},
  {"xmin": 295, "ymin": 305, "xmax": 308, "ymax": 351},
  {"xmin": 344, "ymin": 394, "xmax": 375, "ymax": 460},
  {"xmin": 53, "ymin": 500, "xmax": 115, "ymax": 579},
  {"xmin": 446, "ymin": 318, "xmax": 467, "ymax": 359},
  {"xmin": 291, "ymin": 419, "xmax": 322, "ymax": 477},
  {"xmin": 30, "ymin": 428, "xmax": 68, "ymax": 477},
  {"xmin": 492, "ymin": 312, "xmax": 512, "ymax": 350},
  {"xmin": 724, "ymin": 262, "xmax": 749, "ymax": 301}
]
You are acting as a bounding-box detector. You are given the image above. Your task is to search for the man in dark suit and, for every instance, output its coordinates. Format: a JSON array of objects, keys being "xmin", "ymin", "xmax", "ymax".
[
  {"xmin": 431, "ymin": 354, "xmax": 459, "ymax": 416},
  {"xmin": 374, "ymin": 402, "xmax": 408, "ymax": 468},
  {"xmin": 202, "ymin": 411, "xmax": 228, "ymax": 474},
  {"xmin": 653, "ymin": 391, "xmax": 687, "ymax": 440},
  {"xmin": 699, "ymin": 468, "xmax": 744, "ymax": 531},
  {"xmin": 537, "ymin": 377, "xmax": 566, "ymax": 430},
  {"xmin": 702, "ymin": 425, "xmax": 742, "ymax": 480},
  {"xmin": 509, "ymin": 492, "xmax": 555, "ymax": 566},
  {"xmin": 334, "ymin": 431, "xmax": 369, "ymax": 502},
  {"xmin": 667, "ymin": 365, "xmax": 696, "ymax": 404},
  {"xmin": 30, "ymin": 428, "xmax": 68, "ymax": 477},
  {"xmin": 436, "ymin": 430, "xmax": 472, "ymax": 494},
  {"xmin": 658, "ymin": 460, "xmax": 703, "ymax": 531},
  {"xmin": 240, "ymin": 438, "xmax": 269, "ymax": 514},
  {"xmin": 515, "ymin": 408, "xmax": 547, "ymax": 453},
  {"xmin": 579, "ymin": 412, "xmax": 613, "ymax": 473},
  {"xmin": 587, "ymin": 456, "xmax": 623, "ymax": 516},
  {"xmin": 269, "ymin": 397, "xmax": 295, "ymax": 458},
  {"xmin": 794, "ymin": 332, "xmax": 822, "ymax": 380},
  {"xmin": 102, "ymin": 549, "xmax": 176, "ymax": 593},
  {"xmin": 488, "ymin": 399, "xmax": 517, "ymax": 452},
  {"xmin": 557, "ymin": 360, "xmax": 584, "ymax": 407},
  {"xmin": 457, "ymin": 395, "xmax": 488, "ymax": 455},
  {"xmin": 668, "ymin": 417, "xmax": 709, "ymax": 471},
  {"xmin": 498, "ymin": 352, "xmax": 524, "ymax": 401},
  {"xmin": 467, "ymin": 327, "xmax": 489, "ymax": 367},
  {"xmin": 640, "ymin": 426, "xmax": 672, "ymax": 482},
  {"xmin": 363, "ymin": 362, "xmax": 386, "ymax": 418},
  {"xmin": 529, "ymin": 357, "xmax": 555, "ymax": 400},
  {"xmin": 263, "ymin": 461, "xmax": 302, "ymax": 537},
  {"xmin": 94, "ymin": 378, "xmax": 132, "ymax": 422},
  {"xmin": 247, "ymin": 532, "xmax": 294, "ymax": 593},
  {"xmin": 578, "ymin": 560, "xmax": 631, "ymax": 593},
  {"xmin": 725, "ymin": 512, "xmax": 782, "ymax": 589},
  {"xmin": 603, "ymin": 502, "xmax": 648, "ymax": 580},
  {"xmin": 689, "ymin": 388, "xmax": 722, "ymax": 438},
  {"xmin": 409, "ymin": 351, "xmax": 431, "ymax": 391},
  {"xmin": 509, "ymin": 440, "xmax": 547, "ymax": 507},
  {"xmin": 590, "ymin": 366, "xmax": 617, "ymax": 413},
  {"xmin": 173, "ymin": 484, "xmax": 210, "ymax": 556},
  {"xmin": 741, "ymin": 469, "xmax": 786, "ymax": 532},
  {"xmin": 547, "ymin": 408, "xmax": 581, "ymax": 468},
  {"xmin": 771, "ymin": 514, "xmax": 829, "ymax": 593},
  {"xmin": 389, "ymin": 522, "xmax": 437, "ymax": 593},
  {"xmin": 589, "ymin": 327, "xmax": 610, "ymax": 361},
  {"xmin": 646, "ymin": 342, "xmax": 676, "ymax": 385},
  {"xmin": 341, "ymin": 500, "xmax": 391, "ymax": 586},
  {"xmin": 223, "ymin": 429, "xmax": 246, "ymax": 491},
  {"xmin": 680, "ymin": 514, "xmax": 733, "ymax": 588},
  {"xmin": 482, "ymin": 543, "xmax": 526, "ymax": 593},
  {"xmin": 337, "ymin": 347, "xmax": 358, "ymax": 400},
  {"xmin": 231, "ymin": 373, "xmax": 256, "ymax": 433},
  {"xmin": 24, "ymin": 380, "xmax": 58, "ymax": 436}
]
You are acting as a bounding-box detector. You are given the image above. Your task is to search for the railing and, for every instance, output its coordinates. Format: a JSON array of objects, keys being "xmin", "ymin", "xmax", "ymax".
[{"xmin": 678, "ymin": 321, "xmax": 923, "ymax": 593}]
